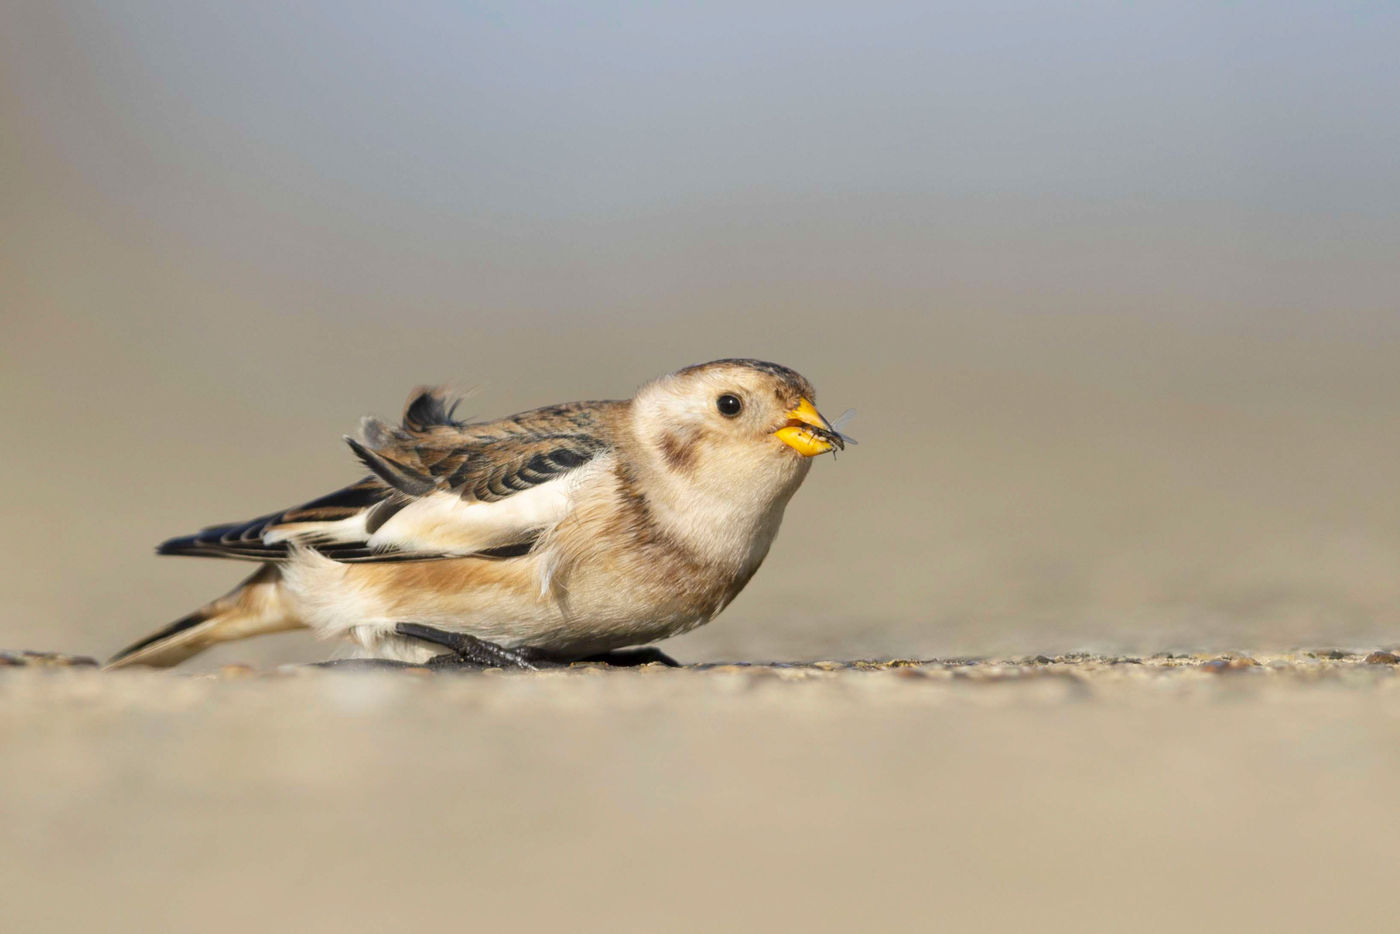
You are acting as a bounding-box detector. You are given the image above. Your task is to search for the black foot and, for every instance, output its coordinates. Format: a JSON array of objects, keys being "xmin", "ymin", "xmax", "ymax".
[
  {"xmin": 395, "ymin": 622, "xmax": 559, "ymax": 671},
  {"xmin": 577, "ymin": 647, "xmax": 681, "ymax": 667}
]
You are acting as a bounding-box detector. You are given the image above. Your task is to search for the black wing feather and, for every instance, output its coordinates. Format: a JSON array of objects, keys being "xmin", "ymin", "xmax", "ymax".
[
  {"xmin": 441, "ymin": 434, "xmax": 609, "ymax": 502},
  {"xmin": 344, "ymin": 437, "xmax": 439, "ymax": 496}
]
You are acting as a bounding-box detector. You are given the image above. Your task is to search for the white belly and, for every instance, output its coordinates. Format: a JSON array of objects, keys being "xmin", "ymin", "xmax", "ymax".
[{"xmin": 278, "ymin": 548, "xmax": 711, "ymax": 662}]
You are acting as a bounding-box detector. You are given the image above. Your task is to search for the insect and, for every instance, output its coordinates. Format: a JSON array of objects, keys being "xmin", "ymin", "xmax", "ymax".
[{"xmin": 800, "ymin": 408, "xmax": 858, "ymax": 458}]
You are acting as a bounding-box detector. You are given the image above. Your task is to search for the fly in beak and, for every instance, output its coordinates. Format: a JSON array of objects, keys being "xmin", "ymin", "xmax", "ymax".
[{"xmin": 774, "ymin": 398, "xmax": 846, "ymax": 457}]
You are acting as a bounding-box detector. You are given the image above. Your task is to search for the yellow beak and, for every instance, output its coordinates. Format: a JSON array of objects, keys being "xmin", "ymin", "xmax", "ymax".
[{"xmin": 774, "ymin": 398, "xmax": 843, "ymax": 456}]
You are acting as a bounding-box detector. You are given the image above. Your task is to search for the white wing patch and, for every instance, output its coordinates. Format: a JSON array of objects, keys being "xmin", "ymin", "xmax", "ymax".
[
  {"xmin": 263, "ymin": 513, "xmax": 370, "ymax": 546},
  {"xmin": 365, "ymin": 476, "xmax": 577, "ymax": 555}
]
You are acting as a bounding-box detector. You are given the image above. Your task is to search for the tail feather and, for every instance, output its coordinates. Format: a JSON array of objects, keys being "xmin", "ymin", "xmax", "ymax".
[{"xmin": 106, "ymin": 565, "xmax": 304, "ymax": 669}]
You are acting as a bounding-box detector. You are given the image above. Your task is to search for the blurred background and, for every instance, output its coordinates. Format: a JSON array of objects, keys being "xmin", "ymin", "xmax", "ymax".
[{"xmin": 3, "ymin": 1, "xmax": 1399, "ymax": 664}]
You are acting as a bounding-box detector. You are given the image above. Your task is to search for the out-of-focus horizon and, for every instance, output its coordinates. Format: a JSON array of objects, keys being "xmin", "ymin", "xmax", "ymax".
[{"xmin": 3, "ymin": 2, "xmax": 1398, "ymax": 665}]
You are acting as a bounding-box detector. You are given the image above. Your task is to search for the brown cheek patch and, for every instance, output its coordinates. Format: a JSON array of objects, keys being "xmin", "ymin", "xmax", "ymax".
[{"xmin": 658, "ymin": 429, "xmax": 700, "ymax": 473}]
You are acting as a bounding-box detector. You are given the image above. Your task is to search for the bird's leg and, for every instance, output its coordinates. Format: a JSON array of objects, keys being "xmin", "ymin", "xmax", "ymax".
[
  {"xmin": 394, "ymin": 622, "xmax": 559, "ymax": 671},
  {"xmin": 576, "ymin": 647, "xmax": 681, "ymax": 667},
  {"xmin": 394, "ymin": 622, "xmax": 679, "ymax": 670}
]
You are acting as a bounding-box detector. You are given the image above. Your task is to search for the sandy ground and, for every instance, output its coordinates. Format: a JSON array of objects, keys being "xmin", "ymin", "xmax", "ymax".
[{"xmin": 2, "ymin": 651, "xmax": 1398, "ymax": 934}]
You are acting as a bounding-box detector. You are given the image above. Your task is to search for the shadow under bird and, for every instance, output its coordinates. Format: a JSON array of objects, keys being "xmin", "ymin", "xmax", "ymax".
[{"xmin": 108, "ymin": 359, "xmax": 850, "ymax": 670}]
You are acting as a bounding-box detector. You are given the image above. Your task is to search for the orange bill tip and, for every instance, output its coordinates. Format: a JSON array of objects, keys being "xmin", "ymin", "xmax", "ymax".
[{"xmin": 775, "ymin": 398, "xmax": 842, "ymax": 456}]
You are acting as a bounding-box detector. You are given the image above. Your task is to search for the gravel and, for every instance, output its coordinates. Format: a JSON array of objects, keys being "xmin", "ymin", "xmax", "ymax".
[{"xmin": 2, "ymin": 649, "xmax": 1398, "ymax": 933}]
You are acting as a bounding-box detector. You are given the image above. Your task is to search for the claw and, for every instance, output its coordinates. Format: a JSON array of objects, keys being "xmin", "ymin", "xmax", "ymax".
[{"xmin": 395, "ymin": 622, "xmax": 556, "ymax": 670}]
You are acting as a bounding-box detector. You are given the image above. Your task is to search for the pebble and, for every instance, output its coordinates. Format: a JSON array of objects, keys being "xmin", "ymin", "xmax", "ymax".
[
  {"xmin": 0, "ymin": 651, "xmax": 99, "ymax": 668},
  {"xmin": 215, "ymin": 664, "xmax": 257, "ymax": 679},
  {"xmin": 1200, "ymin": 656, "xmax": 1259, "ymax": 672}
]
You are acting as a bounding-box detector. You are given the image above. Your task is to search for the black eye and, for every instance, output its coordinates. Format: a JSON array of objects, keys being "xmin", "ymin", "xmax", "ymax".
[{"xmin": 716, "ymin": 394, "xmax": 743, "ymax": 417}]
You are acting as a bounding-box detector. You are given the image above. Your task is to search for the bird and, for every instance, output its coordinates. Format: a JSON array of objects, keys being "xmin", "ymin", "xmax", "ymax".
[{"xmin": 107, "ymin": 359, "xmax": 849, "ymax": 670}]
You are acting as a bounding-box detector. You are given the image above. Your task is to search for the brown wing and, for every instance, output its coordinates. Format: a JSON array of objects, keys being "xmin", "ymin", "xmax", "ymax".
[{"xmin": 156, "ymin": 389, "xmax": 626, "ymax": 563}]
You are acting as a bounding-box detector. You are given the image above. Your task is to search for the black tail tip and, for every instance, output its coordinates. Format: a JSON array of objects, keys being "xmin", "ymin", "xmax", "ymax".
[{"xmin": 156, "ymin": 535, "xmax": 201, "ymax": 557}]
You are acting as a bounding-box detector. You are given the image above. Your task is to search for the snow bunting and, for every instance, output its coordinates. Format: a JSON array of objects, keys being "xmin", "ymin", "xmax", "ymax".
[{"xmin": 108, "ymin": 359, "xmax": 848, "ymax": 669}]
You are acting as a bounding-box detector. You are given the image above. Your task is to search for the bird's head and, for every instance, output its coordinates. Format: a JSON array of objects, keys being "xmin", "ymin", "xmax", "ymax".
[{"xmin": 630, "ymin": 359, "xmax": 846, "ymax": 499}]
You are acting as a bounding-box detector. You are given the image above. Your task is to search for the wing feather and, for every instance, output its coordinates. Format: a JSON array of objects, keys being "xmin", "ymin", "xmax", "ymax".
[{"xmin": 156, "ymin": 393, "xmax": 626, "ymax": 564}]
